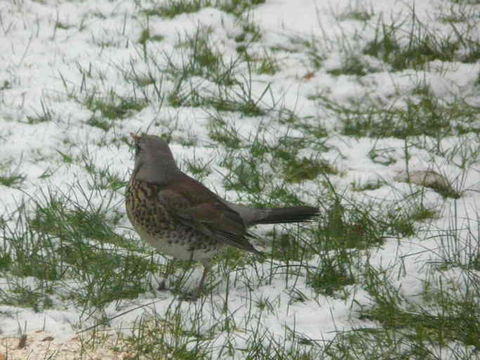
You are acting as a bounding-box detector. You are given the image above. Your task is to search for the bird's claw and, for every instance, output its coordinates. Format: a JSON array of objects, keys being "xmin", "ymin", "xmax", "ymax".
[{"xmin": 157, "ymin": 279, "xmax": 167, "ymax": 291}]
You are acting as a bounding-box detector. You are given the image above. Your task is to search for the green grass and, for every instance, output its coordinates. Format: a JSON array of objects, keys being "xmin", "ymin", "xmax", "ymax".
[
  {"xmin": 138, "ymin": 28, "xmax": 164, "ymax": 45},
  {"xmin": 283, "ymin": 157, "xmax": 337, "ymax": 183},
  {"xmin": 142, "ymin": 0, "xmax": 266, "ymax": 19},
  {"xmin": 312, "ymin": 93, "xmax": 480, "ymax": 139},
  {"xmin": 362, "ymin": 13, "xmax": 478, "ymax": 70},
  {"xmin": 306, "ymin": 256, "xmax": 355, "ymax": 297},
  {"xmin": 85, "ymin": 93, "xmax": 147, "ymax": 120},
  {"xmin": 168, "ymin": 75, "xmax": 268, "ymax": 116},
  {"xmin": 359, "ymin": 263, "xmax": 480, "ymax": 352},
  {"xmin": 26, "ymin": 100, "xmax": 53, "ymax": 124},
  {"xmin": 150, "ymin": 18, "xmax": 274, "ymax": 114},
  {"xmin": 208, "ymin": 116, "xmax": 243, "ymax": 149},
  {"xmin": 0, "ymin": 277, "xmax": 55, "ymax": 312},
  {"xmin": 322, "ymin": 208, "xmax": 480, "ymax": 358},
  {"xmin": 0, "ymin": 80, "xmax": 11, "ymax": 90},
  {"xmin": 173, "ymin": 29, "xmax": 225, "ymax": 81},
  {"xmin": 327, "ymin": 55, "xmax": 368, "ymax": 76},
  {"xmin": 83, "ymin": 158, "xmax": 126, "ymax": 192},
  {"xmin": 0, "ymin": 189, "xmax": 158, "ymax": 312},
  {"xmin": 0, "ymin": 174, "xmax": 25, "ymax": 188},
  {"xmin": 143, "ymin": 0, "xmax": 209, "ymax": 18},
  {"xmin": 82, "ymin": 92, "xmax": 148, "ymax": 131},
  {"xmin": 336, "ymin": 2, "xmax": 374, "ymax": 22},
  {"xmin": 310, "ymin": 199, "xmax": 412, "ymax": 251},
  {"xmin": 351, "ymin": 179, "xmax": 385, "ymax": 192},
  {"xmin": 256, "ymin": 54, "xmax": 279, "ymax": 75},
  {"xmin": 218, "ymin": 0, "xmax": 266, "ymax": 16}
]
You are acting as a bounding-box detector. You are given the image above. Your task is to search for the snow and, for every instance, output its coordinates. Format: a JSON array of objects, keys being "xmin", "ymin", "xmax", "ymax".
[{"xmin": 0, "ymin": 0, "xmax": 479, "ymax": 357}]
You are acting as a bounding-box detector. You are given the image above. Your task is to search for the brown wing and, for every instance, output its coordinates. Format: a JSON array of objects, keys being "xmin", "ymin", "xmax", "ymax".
[{"xmin": 158, "ymin": 175, "xmax": 259, "ymax": 254}]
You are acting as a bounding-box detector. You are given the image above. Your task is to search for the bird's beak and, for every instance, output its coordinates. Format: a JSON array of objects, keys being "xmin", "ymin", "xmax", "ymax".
[{"xmin": 130, "ymin": 132, "xmax": 141, "ymax": 142}]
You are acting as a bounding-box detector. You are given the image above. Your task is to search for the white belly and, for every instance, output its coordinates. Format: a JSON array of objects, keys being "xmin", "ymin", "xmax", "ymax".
[{"xmin": 135, "ymin": 226, "xmax": 223, "ymax": 264}]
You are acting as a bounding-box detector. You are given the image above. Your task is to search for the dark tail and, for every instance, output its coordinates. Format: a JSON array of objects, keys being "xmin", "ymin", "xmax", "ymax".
[{"xmin": 252, "ymin": 206, "xmax": 319, "ymax": 225}]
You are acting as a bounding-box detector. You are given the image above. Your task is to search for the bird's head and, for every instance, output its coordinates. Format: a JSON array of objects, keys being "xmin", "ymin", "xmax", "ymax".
[{"xmin": 130, "ymin": 133, "xmax": 180, "ymax": 184}]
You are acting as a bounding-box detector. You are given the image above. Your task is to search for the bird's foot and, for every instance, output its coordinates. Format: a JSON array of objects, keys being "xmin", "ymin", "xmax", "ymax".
[
  {"xmin": 178, "ymin": 291, "xmax": 200, "ymax": 302},
  {"xmin": 157, "ymin": 279, "xmax": 167, "ymax": 291},
  {"xmin": 176, "ymin": 285, "xmax": 208, "ymax": 301}
]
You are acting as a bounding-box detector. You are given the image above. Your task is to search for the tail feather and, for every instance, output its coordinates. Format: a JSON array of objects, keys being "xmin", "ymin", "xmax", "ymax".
[{"xmin": 252, "ymin": 206, "xmax": 319, "ymax": 225}]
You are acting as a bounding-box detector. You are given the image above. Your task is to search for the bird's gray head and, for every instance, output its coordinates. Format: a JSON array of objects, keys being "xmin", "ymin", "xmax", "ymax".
[{"xmin": 131, "ymin": 133, "xmax": 180, "ymax": 184}]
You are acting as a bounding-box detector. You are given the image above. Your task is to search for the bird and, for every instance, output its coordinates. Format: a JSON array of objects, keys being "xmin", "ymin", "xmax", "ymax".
[{"xmin": 126, "ymin": 133, "xmax": 319, "ymax": 298}]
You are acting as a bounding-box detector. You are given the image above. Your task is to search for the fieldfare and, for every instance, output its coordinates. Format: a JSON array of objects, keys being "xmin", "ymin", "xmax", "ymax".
[{"xmin": 126, "ymin": 134, "xmax": 319, "ymax": 298}]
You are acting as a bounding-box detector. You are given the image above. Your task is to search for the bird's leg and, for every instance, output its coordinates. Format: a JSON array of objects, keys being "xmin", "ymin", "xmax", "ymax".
[
  {"xmin": 180, "ymin": 264, "xmax": 210, "ymax": 301},
  {"xmin": 157, "ymin": 260, "xmax": 174, "ymax": 291},
  {"xmin": 157, "ymin": 279, "xmax": 166, "ymax": 291},
  {"xmin": 196, "ymin": 264, "xmax": 210, "ymax": 295}
]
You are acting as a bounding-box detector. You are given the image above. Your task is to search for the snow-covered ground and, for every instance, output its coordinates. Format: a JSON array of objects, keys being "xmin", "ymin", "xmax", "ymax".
[{"xmin": 1, "ymin": 0, "xmax": 479, "ymax": 358}]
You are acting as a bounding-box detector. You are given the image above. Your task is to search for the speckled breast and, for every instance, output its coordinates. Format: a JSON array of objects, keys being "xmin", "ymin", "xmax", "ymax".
[
  {"xmin": 126, "ymin": 178, "xmax": 223, "ymax": 263},
  {"xmin": 126, "ymin": 178, "xmax": 173, "ymax": 241}
]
